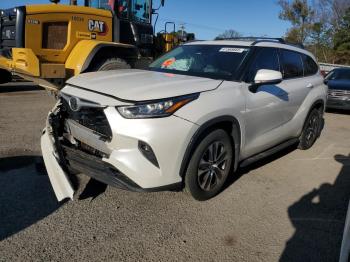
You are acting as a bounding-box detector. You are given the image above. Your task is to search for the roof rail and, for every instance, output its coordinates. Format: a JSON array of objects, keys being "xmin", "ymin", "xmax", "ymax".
[
  {"xmin": 215, "ymin": 36, "xmax": 305, "ymax": 49},
  {"xmin": 215, "ymin": 37, "xmax": 285, "ymax": 43},
  {"xmin": 285, "ymin": 43, "xmax": 305, "ymax": 49}
]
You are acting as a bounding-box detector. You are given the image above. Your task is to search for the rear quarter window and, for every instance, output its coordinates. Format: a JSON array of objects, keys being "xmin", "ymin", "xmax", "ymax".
[{"xmin": 280, "ymin": 49, "xmax": 303, "ymax": 79}]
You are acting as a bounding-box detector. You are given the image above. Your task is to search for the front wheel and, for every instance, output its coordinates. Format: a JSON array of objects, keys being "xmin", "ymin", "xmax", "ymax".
[
  {"xmin": 185, "ymin": 129, "xmax": 233, "ymax": 201},
  {"xmin": 298, "ymin": 108, "xmax": 323, "ymax": 150},
  {"xmin": 91, "ymin": 57, "xmax": 131, "ymax": 71}
]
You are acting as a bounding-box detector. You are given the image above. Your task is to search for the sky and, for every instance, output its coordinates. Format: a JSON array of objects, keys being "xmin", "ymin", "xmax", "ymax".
[{"xmin": 0, "ymin": 0, "xmax": 291, "ymax": 40}]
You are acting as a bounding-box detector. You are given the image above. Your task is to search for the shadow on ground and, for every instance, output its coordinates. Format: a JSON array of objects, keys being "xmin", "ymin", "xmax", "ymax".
[
  {"xmin": 0, "ymin": 155, "xmax": 61, "ymax": 240},
  {"xmin": 280, "ymin": 153, "xmax": 350, "ymax": 261},
  {"xmin": 78, "ymin": 178, "xmax": 108, "ymax": 201}
]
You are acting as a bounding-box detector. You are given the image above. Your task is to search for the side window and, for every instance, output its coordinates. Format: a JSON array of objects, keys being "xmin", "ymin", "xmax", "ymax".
[
  {"xmin": 302, "ymin": 54, "xmax": 318, "ymax": 76},
  {"xmin": 131, "ymin": 0, "xmax": 151, "ymax": 23},
  {"xmin": 246, "ymin": 48, "xmax": 280, "ymax": 82},
  {"xmin": 280, "ymin": 50, "xmax": 303, "ymax": 79},
  {"xmin": 325, "ymin": 70, "xmax": 334, "ymax": 80}
]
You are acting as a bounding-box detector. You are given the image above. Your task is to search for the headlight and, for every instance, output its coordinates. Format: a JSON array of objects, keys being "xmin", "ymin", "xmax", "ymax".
[{"xmin": 117, "ymin": 94, "xmax": 199, "ymax": 119}]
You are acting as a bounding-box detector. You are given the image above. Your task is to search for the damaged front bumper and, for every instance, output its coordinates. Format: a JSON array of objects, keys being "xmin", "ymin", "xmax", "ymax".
[
  {"xmin": 41, "ymin": 98, "xmax": 184, "ymax": 202},
  {"xmin": 41, "ymin": 104, "xmax": 143, "ymax": 202},
  {"xmin": 41, "ymin": 128, "xmax": 74, "ymax": 201},
  {"xmin": 41, "ymin": 90, "xmax": 198, "ymax": 202}
]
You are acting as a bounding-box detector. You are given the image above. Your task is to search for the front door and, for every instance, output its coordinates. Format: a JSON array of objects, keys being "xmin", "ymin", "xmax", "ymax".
[{"xmin": 242, "ymin": 47, "xmax": 289, "ymax": 157}]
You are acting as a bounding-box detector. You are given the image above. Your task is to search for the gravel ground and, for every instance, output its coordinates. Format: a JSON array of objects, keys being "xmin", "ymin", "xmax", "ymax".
[{"xmin": 0, "ymin": 83, "xmax": 349, "ymax": 262}]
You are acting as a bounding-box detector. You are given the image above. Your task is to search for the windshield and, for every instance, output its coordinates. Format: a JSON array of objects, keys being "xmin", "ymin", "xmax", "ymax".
[
  {"xmin": 327, "ymin": 69, "xmax": 350, "ymax": 80},
  {"xmin": 148, "ymin": 45, "xmax": 250, "ymax": 80},
  {"xmin": 131, "ymin": 0, "xmax": 151, "ymax": 23}
]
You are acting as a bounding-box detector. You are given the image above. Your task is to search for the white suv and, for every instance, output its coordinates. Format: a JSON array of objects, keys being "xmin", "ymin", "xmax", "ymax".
[{"xmin": 41, "ymin": 38, "xmax": 327, "ymax": 201}]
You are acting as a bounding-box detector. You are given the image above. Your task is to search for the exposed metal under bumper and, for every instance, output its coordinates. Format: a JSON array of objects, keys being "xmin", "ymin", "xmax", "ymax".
[{"xmin": 62, "ymin": 145, "xmax": 182, "ymax": 193}]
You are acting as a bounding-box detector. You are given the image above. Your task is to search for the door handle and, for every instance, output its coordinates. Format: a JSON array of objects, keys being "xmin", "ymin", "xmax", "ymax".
[{"xmin": 306, "ymin": 83, "xmax": 314, "ymax": 89}]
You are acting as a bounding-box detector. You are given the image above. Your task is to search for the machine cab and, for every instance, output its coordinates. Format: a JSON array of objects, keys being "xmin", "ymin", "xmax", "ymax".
[{"xmin": 85, "ymin": 0, "xmax": 154, "ymax": 57}]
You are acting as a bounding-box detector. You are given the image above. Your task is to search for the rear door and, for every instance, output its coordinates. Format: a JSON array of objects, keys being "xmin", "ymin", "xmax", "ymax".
[{"xmin": 278, "ymin": 49, "xmax": 312, "ymax": 123}]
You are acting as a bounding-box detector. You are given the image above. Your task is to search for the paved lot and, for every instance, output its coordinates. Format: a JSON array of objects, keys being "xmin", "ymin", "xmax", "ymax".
[{"xmin": 0, "ymin": 82, "xmax": 350, "ymax": 262}]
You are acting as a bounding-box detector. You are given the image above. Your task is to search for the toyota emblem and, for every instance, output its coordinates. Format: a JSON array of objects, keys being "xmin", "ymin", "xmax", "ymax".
[{"xmin": 68, "ymin": 97, "xmax": 80, "ymax": 112}]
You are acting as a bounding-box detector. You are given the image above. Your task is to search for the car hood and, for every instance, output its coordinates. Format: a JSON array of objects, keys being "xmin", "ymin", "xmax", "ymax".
[
  {"xmin": 66, "ymin": 69, "xmax": 223, "ymax": 101},
  {"xmin": 328, "ymin": 79, "xmax": 350, "ymax": 91}
]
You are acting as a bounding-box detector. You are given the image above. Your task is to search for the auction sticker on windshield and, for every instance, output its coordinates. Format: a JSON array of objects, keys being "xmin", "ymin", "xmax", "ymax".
[{"xmin": 219, "ymin": 47, "xmax": 248, "ymax": 53}]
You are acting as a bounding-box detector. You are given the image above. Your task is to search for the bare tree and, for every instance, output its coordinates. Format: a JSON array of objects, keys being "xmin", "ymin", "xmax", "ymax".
[
  {"xmin": 317, "ymin": 0, "xmax": 350, "ymax": 29},
  {"xmin": 215, "ymin": 29, "xmax": 242, "ymax": 40},
  {"xmin": 278, "ymin": 0, "xmax": 315, "ymax": 44}
]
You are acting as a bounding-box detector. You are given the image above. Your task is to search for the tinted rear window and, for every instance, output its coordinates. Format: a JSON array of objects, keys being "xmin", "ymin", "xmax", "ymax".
[
  {"xmin": 280, "ymin": 50, "xmax": 303, "ymax": 79},
  {"xmin": 302, "ymin": 54, "xmax": 318, "ymax": 76}
]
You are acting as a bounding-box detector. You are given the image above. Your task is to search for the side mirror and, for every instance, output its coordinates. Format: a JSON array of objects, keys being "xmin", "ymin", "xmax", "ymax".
[
  {"xmin": 254, "ymin": 69, "xmax": 282, "ymax": 85},
  {"xmin": 249, "ymin": 69, "xmax": 283, "ymax": 93},
  {"xmin": 323, "ymin": 79, "xmax": 328, "ymax": 85}
]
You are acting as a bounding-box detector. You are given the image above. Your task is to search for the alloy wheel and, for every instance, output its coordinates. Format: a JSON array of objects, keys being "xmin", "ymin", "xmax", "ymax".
[
  {"xmin": 197, "ymin": 141, "xmax": 229, "ymax": 191},
  {"xmin": 305, "ymin": 112, "xmax": 320, "ymax": 147}
]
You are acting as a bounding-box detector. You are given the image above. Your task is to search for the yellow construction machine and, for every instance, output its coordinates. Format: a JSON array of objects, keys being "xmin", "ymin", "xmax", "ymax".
[{"xmin": 0, "ymin": 0, "xmax": 194, "ymax": 90}]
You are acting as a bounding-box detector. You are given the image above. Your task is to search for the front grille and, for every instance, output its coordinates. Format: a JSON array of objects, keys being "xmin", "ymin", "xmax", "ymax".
[
  {"xmin": 42, "ymin": 22, "xmax": 68, "ymax": 50},
  {"xmin": 0, "ymin": 7, "xmax": 25, "ymax": 58},
  {"xmin": 328, "ymin": 89, "xmax": 350, "ymax": 99},
  {"xmin": 61, "ymin": 97, "xmax": 113, "ymax": 141}
]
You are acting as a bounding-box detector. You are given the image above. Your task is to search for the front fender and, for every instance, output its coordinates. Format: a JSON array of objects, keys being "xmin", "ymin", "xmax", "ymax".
[{"xmin": 65, "ymin": 40, "xmax": 137, "ymax": 76}]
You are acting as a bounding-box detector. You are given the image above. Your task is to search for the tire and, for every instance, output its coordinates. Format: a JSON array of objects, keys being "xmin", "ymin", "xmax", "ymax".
[
  {"xmin": 91, "ymin": 57, "xmax": 131, "ymax": 71},
  {"xmin": 298, "ymin": 108, "xmax": 323, "ymax": 150},
  {"xmin": 185, "ymin": 129, "xmax": 233, "ymax": 201}
]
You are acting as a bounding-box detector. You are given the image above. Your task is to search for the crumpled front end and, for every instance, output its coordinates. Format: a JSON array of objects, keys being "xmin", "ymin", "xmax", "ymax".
[
  {"xmin": 41, "ymin": 88, "xmax": 197, "ymax": 201},
  {"xmin": 40, "ymin": 96, "xmax": 117, "ymax": 201}
]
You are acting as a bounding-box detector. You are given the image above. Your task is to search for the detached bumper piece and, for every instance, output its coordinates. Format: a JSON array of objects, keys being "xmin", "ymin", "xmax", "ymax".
[{"xmin": 41, "ymin": 130, "xmax": 74, "ymax": 201}]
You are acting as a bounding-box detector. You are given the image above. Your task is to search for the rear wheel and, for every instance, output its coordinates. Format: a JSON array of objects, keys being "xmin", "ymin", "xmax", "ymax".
[
  {"xmin": 91, "ymin": 57, "xmax": 131, "ymax": 71},
  {"xmin": 298, "ymin": 108, "xmax": 323, "ymax": 150},
  {"xmin": 185, "ymin": 129, "xmax": 233, "ymax": 201}
]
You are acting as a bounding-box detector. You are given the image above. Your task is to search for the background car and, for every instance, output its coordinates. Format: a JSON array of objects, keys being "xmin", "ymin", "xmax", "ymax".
[{"xmin": 325, "ymin": 68, "xmax": 350, "ymax": 110}]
